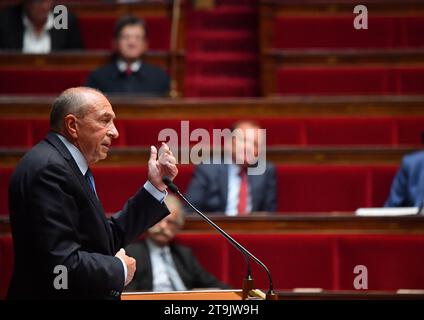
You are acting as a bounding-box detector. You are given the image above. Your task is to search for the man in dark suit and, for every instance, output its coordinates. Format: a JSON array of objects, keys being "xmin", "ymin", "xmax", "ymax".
[
  {"xmin": 7, "ymin": 87, "xmax": 178, "ymax": 299},
  {"xmin": 185, "ymin": 121, "xmax": 277, "ymax": 215},
  {"xmin": 0, "ymin": 0, "xmax": 84, "ymax": 52},
  {"xmin": 86, "ymin": 15, "xmax": 170, "ymax": 97},
  {"xmin": 125, "ymin": 195, "xmax": 229, "ymax": 291},
  {"xmin": 385, "ymin": 151, "xmax": 424, "ymax": 208}
]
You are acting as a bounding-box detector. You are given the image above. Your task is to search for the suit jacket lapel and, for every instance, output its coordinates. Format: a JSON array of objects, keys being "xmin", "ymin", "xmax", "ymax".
[
  {"xmin": 49, "ymin": 29, "xmax": 62, "ymax": 50},
  {"xmin": 170, "ymin": 245, "xmax": 191, "ymax": 289},
  {"xmin": 417, "ymin": 168, "xmax": 424, "ymax": 206},
  {"xmin": 139, "ymin": 241, "xmax": 154, "ymax": 291},
  {"xmin": 248, "ymin": 173, "xmax": 260, "ymax": 212},
  {"xmin": 45, "ymin": 132, "xmax": 114, "ymax": 252}
]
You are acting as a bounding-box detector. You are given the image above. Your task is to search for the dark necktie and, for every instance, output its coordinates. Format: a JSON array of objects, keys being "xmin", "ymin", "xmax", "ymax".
[
  {"xmin": 160, "ymin": 250, "xmax": 178, "ymax": 291},
  {"xmin": 125, "ymin": 64, "xmax": 132, "ymax": 77},
  {"xmin": 85, "ymin": 169, "xmax": 98, "ymax": 198},
  {"xmin": 237, "ymin": 167, "xmax": 248, "ymax": 215}
]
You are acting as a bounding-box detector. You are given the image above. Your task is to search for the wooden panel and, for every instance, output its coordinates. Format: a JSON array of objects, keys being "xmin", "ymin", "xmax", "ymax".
[
  {"xmin": 0, "ymin": 147, "xmax": 416, "ymax": 166},
  {"xmin": 181, "ymin": 215, "xmax": 424, "ymax": 235},
  {"xmin": 1, "ymin": 96, "xmax": 424, "ymax": 118},
  {"xmin": 2, "ymin": 215, "xmax": 424, "ymax": 235},
  {"xmin": 259, "ymin": 0, "xmax": 424, "ymax": 54},
  {"xmin": 265, "ymin": 49, "xmax": 424, "ymax": 65},
  {"xmin": 261, "ymin": 50, "xmax": 424, "ymax": 96},
  {"xmin": 275, "ymin": 290, "xmax": 424, "ymax": 300},
  {"xmin": 0, "ymin": 52, "xmax": 185, "ymax": 97}
]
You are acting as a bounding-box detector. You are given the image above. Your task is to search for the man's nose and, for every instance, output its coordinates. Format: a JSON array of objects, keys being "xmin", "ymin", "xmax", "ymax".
[
  {"xmin": 108, "ymin": 122, "xmax": 119, "ymax": 139},
  {"xmin": 158, "ymin": 220, "xmax": 168, "ymax": 229}
]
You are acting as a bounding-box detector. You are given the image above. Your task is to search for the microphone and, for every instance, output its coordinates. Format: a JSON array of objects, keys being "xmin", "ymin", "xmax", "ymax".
[{"xmin": 162, "ymin": 176, "xmax": 277, "ymax": 300}]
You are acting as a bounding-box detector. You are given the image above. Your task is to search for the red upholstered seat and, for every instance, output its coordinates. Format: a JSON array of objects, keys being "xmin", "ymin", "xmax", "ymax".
[
  {"xmin": 0, "ymin": 167, "xmax": 14, "ymax": 216},
  {"xmin": 0, "ymin": 119, "xmax": 30, "ymax": 148},
  {"xmin": 305, "ymin": 118, "xmax": 394, "ymax": 146},
  {"xmin": 31, "ymin": 119, "xmax": 50, "ymax": 146},
  {"xmin": 1, "ymin": 117, "xmax": 423, "ymax": 147},
  {"xmin": 276, "ymin": 165, "xmax": 369, "ymax": 212},
  {"xmin": 92, "ymin": 165, "xmax": 194, "ymax": 213},
  {"xmin": 273, "ymin": 16, "xmax": 403, "ymax": 49},
  {"xmin": 1, "ymin": 233, "xmax": 424, "ymax": 296},
  {"xmin": 93, "ymin": 166, "xmax": 147, "ymax": 213},
  {"xmin": 120, "ymin": 118, "xmax": 303, "ymax": 147},
  {"xmin": 396, "ymin": 117, "xmax": 424, "ymax": 146},
  {"xmin": 0, "ymin": 235, "xmax": 14, "ymax": 299},
  {"xmin": 402, "ymin": 16, "xmax": 424, "ymax": 47},
  {"xmin": 276, "ymin": 67, "xmax": 391, "ymax": 95},
  {"xmin": 369, "ymin": 166, "xmax": 398, "ymax": 207},
  {"xmin": 78, "ymin": 16, "xmax": 171, "ymax": 50},
  {"xmin": 0, "ymin": 164, "xmax": 401, "ymax": 215},
  {"xmin": 337, "ymin": 235, "xmax": 424, "ymax": 290},
  {"xmin": 396, "ymin": 67, "xmax": 424, "ymax": 94},
  {"xmin": 0, "ymin": 68, "xmax": 89, "ymax": 95},
  {"xmin": 226, "ymin": 234, "xmax": 337, "ymax": 290},
  {"xmin": 276, "ymin": 66, "xmax": 424, "ymax": 96},
  {"xmin": 174, "ymin": 233, "xmax": 424, "ymax": 291},
  {"xmin": 174, "ymin": 233, "xmax": 228, "ymax": 282}
]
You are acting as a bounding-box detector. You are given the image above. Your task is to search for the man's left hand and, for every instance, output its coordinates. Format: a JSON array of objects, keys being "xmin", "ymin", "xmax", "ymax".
[{"xmin": 148, "ymin": 142, "xmax": 178, "ymax": 192}]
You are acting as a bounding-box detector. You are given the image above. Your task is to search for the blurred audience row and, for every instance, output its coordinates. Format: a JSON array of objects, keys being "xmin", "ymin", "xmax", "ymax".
[
  {"xmin": 0, "ymin": 1, "xmax": 421, "ymax": 211},
  {"xmin": 0, "ymin": 0, "xmax": 170, "ymax": 97}
]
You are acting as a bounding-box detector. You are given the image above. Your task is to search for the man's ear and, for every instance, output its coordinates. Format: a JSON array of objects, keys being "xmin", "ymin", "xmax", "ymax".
[{"xmin": 64, "ymin": 114, "xmax": 78, "ymax": 139}]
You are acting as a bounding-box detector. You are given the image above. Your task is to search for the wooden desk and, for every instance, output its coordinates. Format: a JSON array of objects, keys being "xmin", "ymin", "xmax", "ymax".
[
  {"xmin": 122, "ymin": 289, "xmax": 242, "ymax": 300},
  {"xmin": 2, "ymin": 214, "xmax": 424, "ymax": 236},
  {"xmin": 0, "ymin": 146, "xmax": 416, "ymax": 166},
  {"xmin": 1, "ymin": 96, "xmax": 424, "ymax": 118},
  {"xmin": 182, "ymin": 214, "xmax": 424, "ymax": 235},
  {"xmin": 276, "ymin": 289, "xmax": 424, "ymax": 300}
]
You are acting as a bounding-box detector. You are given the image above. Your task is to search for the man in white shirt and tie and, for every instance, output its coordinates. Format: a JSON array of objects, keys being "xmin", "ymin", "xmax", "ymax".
[
  {"xmin": 125, "ymin": 195, "xmax": 230, "ymax": 292},
  {"xmin": 0, "ymin": 0, "xmax": 84, "ymax": 53}
]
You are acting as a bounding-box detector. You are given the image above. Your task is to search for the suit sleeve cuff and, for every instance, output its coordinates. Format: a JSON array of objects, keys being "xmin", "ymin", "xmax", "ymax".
[
  {"xmin": 116, "ymin": 256, "xmax": 128, "ymax": 286},
  {"xmin": 144, "ymin": 181, "xmax": 167, "ymax": 203}
]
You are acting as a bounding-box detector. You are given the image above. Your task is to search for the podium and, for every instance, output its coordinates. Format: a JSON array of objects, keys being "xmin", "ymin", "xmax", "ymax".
[{"xmin": 122, "ymin": 289, "xmax": 243, "ymax": 300}]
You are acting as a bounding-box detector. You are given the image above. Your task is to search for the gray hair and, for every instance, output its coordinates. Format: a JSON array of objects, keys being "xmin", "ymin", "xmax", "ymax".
[{"xmin": 49, "ymin": 87, "xmax": 104, "ymax": 132}]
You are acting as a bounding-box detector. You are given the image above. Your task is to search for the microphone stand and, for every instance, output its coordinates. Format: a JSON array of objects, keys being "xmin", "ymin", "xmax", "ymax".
[{"xmin": 163, "ymin": 177, "xmax": 277, "ymax": 300}]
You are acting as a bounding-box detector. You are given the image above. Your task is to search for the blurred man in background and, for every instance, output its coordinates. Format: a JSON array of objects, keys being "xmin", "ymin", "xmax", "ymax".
[
  {"xmin": 184, "ymin": 120, "xmax": 277, "ymax": 215},
  {"xmin": 385, "ymin": 151, "xmax": 424, "ymax": 208},
  {"xmin": 0, "ymin": 0, "xmax": 84, "ymax": 53},
  {"xmin": 125, "ymin": 195, "xmax": 229, "ymax": 291},
  {"xmin": 86, "ymin": 15, "xmax": 170, "ymax": 97}
]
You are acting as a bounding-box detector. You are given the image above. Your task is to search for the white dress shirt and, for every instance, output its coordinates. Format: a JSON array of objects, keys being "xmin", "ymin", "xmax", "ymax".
[
  {"xmin": 22, "ymin": 12, "xmax": 54, "ymax": 54},
  {"xmin": 225, "ymin": 164, "xmax": 252, "ymax": 216},
  {"xmin": 116, "ymin": 59, "xmax": 142, "ymax": 73},
  {"xmin": 146, "ymin": 238, "xmax": 187, "ymax": 292}
]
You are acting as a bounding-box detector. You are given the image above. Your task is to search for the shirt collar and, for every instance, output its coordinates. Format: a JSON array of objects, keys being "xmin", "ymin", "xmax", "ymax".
[
  {"xmin": 116, "ymin": 59, "xmax": 142, "ymax": 73},
  {"xmin": 229, "ymin": 163, "xmax": 242, "ymax": 175},
  {"xmin": 146, "ymin": 237, "xmax": 170, "ymax": 255},
  {"xmin": 56, "ymin": 133, "xmax": 88, "ymax": 176},
  {"xmin": 22, "ymin": 12, "xmax": 54, "ymax": 34}
]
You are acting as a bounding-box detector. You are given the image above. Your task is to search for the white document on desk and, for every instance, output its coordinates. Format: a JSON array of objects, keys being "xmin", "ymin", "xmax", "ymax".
[{"xmin": 355, "ymin": 207, "xmax": 419, "ymax": 216}]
